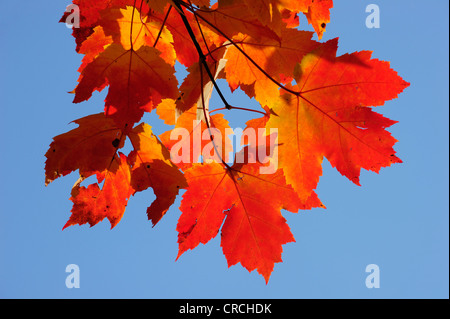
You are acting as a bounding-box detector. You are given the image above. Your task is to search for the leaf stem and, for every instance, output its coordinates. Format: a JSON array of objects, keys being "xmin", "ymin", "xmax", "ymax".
[
  {"xmin": 153, "ymin": 5, "xmax": 173, "ymax": 48},
  {"xmin": 210, "ymin": 106, "xmax": 267, "ymax": 117},
  {"xmin": 199, "ymin": 57, "xmax": 232, "ymax": 169},
  {"xmin": 130, "ymin": 0, "xmax": 138, "ymax": 50}
]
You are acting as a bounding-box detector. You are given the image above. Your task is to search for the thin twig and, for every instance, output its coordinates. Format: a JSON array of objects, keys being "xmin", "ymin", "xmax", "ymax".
[
  {"xmin": 173, "ymin": 0, "xmax": 231, "ymax": 109},
  {"xmin": 210, "ymin": 106, "xmax": 267, "ymax": 117},
  {"xmin": 199, "ymin": 61, "xmax": 231, "ymax": 169},
  {"xmin": 178, "ymin": 0, "xmax": 301, "ymax": 97},
  {"xmin": 154, "ymin": 5, "xmax": 173, "ymax": 47}
]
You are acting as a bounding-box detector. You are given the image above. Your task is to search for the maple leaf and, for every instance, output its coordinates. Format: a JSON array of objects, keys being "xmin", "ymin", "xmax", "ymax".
[
  {"xmin": 45, "ymin": 112, "xmax": 186, "ymax": 229},
  {"xmin": 158, "ymin": 99, "xmax": 233, "ymax": 170},
  {"xmin": 128, "ymin": 123, "xmax": 187, "ymax": 226},
  {"xmin": 265, "ymin": 39, "xmax": 409, "ymax": 200},
  {"xmin": 100, "ymin": 6, "xmax": 177, "ymax": 63},
  {"xmin": 194, "ymin": 0, "xmax": 281, "ymax": 42},
  {"xmin": 45, "ymin": 113, "xmax": 125, "ymax": 185},
  {"xmin": 60, "ymin": 0, "xmax": 134, "ymax": 51},
  {"xmin": 213, "ymin": 0, "xmax": 332, "ymax": 39},
  {"xmin": 302, "ymin": 0, "xmax": 333, "ymax": 39},
  {"xmin": 71, "ymin": 3, "xmax": 179, "ymax": 127},
  {"xmin": 224, "ymin": 28, "xmax": 320, "ymax": 106},
  {"xmin": 277, "ymin": 0, "xmax": 333, "ymax": 39},
  {"xmin": 73, "ymin": 42, "xmax": 178, "ymax": 126},
  {"xmin": 77, "ymin": 26, "xmax": 114, "ymax": 68},
  {"xmin": 176, "ymin": 162, "xmax": 323, "ymax": 283},
  {"xmin": 65, "ymin": 153, "xmax": 133, "ymax": 229}
]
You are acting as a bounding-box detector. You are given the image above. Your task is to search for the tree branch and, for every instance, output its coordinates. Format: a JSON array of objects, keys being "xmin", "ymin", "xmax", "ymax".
[{"xmin": 173, "ymin": 0, "xmax": 231, "ymax": 109}]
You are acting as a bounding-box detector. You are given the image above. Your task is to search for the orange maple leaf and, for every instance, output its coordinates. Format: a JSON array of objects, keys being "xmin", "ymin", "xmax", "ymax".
[
  {"xmin": 224, "ymin": 28, "xmax": 320, "ymax": 106},
  {"xmin": 73, "ymin": 43, "xmax": 178, "ymax": 126},
  {"xmin": 265, "ymin": 39, "xmax": 409, "ymax": 200},
  {"xmin": 159, "ymin": 99, "xmax": 233, "ymax": 170},
  {"xmin": 128, "ymin": 123, "xmax": 187, "ymax": 226}
]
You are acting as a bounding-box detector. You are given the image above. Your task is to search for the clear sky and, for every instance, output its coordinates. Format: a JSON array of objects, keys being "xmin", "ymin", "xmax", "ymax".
[{"xmin": 0, "ymin": 0, "xmax": 448, "ymax": 299}]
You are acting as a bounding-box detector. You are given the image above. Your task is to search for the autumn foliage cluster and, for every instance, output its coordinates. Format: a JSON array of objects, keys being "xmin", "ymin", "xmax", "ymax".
[{"xmin": 45, "ymin": 0, "xmax": 409, "ymax": 282}]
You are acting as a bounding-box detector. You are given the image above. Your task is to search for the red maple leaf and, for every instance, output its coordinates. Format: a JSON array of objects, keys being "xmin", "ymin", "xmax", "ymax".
[{"xmin": 177, "ymin": 162, "xmax": 323, "ymax": 283}]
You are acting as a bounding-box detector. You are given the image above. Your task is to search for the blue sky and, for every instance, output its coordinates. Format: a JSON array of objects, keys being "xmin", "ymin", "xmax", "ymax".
[{"xmin": 0, "ymin": 0, "xmax": 448, "ymax": 298}]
